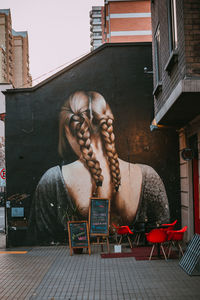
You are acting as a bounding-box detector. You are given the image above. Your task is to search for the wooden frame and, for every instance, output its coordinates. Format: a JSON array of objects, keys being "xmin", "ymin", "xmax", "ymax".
[{"xmin": 67, "ymin": 220, "xmax": 91, "ymax": 256}]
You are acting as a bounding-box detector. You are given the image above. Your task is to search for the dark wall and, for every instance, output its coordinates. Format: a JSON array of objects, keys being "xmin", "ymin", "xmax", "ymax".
[
  {"xmin": 151, "ymin": 0, "xmax": 185, "ymax": 114},
  {"xmin": 5, "ymin": 43, "xmax": 180, "ymax": 244},
  {"xmin": 151, "ymin": 0, "xmax": 200, "ymax": 116}
]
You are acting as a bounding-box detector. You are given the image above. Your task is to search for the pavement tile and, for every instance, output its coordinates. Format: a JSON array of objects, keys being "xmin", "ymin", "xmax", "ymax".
[{"xmin": 0, "ymin": 245, "xmax": 200, "ymax": 299}]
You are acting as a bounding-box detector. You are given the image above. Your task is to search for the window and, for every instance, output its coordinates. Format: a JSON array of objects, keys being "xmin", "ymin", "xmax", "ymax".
[
  {"xmin": 164, "ymin": 0, "xmax": 178, "ymax": 74},
  {"xmin": 167, "ymin": 0, "xmax": 177, "ymax": 53},
  {"xmin": 93, "ymin": 32, "xmax": 102, "ymax": 37},
  {"xmin": 93, "ymin": 18, "xmax": 101, "ymax": 24},
  {"xmin": 154, "ymin": 25, "xmax": 161, "ymax": 84},
  {"xmin": 93, "ymin": 11, "xmax": 101, "ymax": 16},
  {"xmin": 93, "ymin": 25, "xmax": 101, "ymax": 31}
]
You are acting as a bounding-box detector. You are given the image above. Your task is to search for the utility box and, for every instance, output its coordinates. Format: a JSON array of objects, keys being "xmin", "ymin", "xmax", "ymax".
[{"xmin": 114, "ymin": 245, "xmax": 122, "ymax": 253}]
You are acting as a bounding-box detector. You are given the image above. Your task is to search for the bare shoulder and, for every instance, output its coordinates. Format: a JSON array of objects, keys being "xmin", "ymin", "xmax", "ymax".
[
  {"xmin": 62, "ymin": 160, "xmax": 83, "ymax": 172},
  {"xmin": 62, "ymin": 160, "xmax": 91, "ymax": 185},
  {"xmin": 118, "ymin": 159, "xmax": 143, "ymax": 191},
  {"xmin": 118, "ymin": 159, "xmax": 142, "ymax": 177},
  {"xmin": 136, "ymin": 163, "xmax": 158, "ymax": 175}
]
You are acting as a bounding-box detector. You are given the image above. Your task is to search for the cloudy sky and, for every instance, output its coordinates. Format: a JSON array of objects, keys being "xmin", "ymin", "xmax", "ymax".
[{"xmin": 1, "ymin": 0, "xmax": 104, "ymax": 85}]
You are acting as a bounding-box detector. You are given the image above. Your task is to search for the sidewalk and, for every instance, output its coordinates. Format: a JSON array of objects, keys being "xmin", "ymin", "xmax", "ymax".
[
  {"xmin": 0, "ymin": 244, "xmax": 199, "ymax": 300},
  {"xmin": 0, "ymin": 232, "xmax": 6, "ymax": 248}
]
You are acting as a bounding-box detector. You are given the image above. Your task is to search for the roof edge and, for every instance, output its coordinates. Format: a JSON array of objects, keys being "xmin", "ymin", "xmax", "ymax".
[
  {"xmin": 4, "ymin": 42, "xmax": 152, "ymax": 94},
  {"xmin": 12, "ymin": 29, "xmax": 28, "ymax": 38},
  {"xmin": 0, "ymin": 9, "xmax": 11, "ymax": 16}
]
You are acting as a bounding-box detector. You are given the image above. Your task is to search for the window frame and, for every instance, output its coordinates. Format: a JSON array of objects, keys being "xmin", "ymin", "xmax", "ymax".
[
  {"xmin": 153, "ymin": 24, "xmax": 163, "ymax": 97},
  {"xmin": 154, "ymin": 24, "xmax": 161, "ymax": 85},
  {"xmin": 167, "ymin": 0, "xmax": 178, "ymax": 53}
]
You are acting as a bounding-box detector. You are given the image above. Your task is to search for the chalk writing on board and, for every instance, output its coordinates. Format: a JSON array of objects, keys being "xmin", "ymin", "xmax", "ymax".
[
  {"xmin": 69, "ymin": 222, "xmax": 88, "ymax": 247},
  {"xmin": 90, "ymin": 198, "xmax": 109, "ymax": 235}
]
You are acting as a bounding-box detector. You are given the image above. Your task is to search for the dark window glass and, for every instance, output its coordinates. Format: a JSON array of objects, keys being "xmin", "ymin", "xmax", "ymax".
[
  {"xmin": 154, "ymin": 25, "xmax": 161, "ymax": 84},
  {"xmin": 167, "ymin": 0, "xmax": 178, "ymax": 52}
]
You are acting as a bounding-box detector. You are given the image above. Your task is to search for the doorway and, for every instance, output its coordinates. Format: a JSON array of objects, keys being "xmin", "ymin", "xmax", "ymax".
[
  {"xmin": 189, "ymin": 135, "xmax": 200, "ymax": 234},
  {"xmin": 0, "ymin": 190, "xmax": 6, "ymax": 248}
]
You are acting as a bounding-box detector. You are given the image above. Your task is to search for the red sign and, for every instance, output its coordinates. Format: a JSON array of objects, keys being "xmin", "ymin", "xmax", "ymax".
[
  {"xmin": 0, "ymin": 168, "xmax": 6, "ymax": 180},
  {"xmin": 0, "ymin": 113, "xmax": 6, "ymax": 122}
]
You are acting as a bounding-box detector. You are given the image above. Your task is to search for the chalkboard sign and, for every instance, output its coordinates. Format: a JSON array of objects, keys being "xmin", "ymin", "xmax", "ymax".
[
  {"xmin": 89, "ymin": 198, "xmax": 110, "ymax": 236},
  {"xmin": 68, "ymin": 221, "xmax": 91, "ymax": 256}
]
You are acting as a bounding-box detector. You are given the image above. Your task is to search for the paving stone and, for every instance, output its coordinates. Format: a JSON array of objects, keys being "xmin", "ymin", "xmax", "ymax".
[{"xmin": 0, "ymin": 245, "xmax": 200, "ymax": 299}]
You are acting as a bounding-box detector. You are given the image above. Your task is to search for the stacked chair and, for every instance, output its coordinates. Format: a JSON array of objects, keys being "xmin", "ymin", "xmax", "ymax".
[
  {"xmin": 167, "ymin": 225, "xmax": 187, "ymax": 258},
  {"xmin": 145, "ymin": 228, "xmax": 168, "ymax": 260},
  {"xmin": 112, "ymin": 224, "xmax": 134, "ymax": 248},
  {"xmin": 145, "ymin": 220, "xmax": 187, "ymax": 260},
  {"xmin": 162, "ymin": 219, "xmax": 177, "ymax": 231}
]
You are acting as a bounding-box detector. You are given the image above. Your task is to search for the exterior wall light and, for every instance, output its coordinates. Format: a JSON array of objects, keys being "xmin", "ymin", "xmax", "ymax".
[{"xmin": 181, "ymin": 148, "xmax": 194, "ymax": 161}]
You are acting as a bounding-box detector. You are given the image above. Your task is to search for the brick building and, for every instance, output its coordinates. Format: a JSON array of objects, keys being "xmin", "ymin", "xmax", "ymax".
[
  {"xmin": 105, "ymin": 0, "xmax": 152, "ymax": 43},
  {"xmin": 0, "ymin": 9, "xmax": 13, "ymax": 85},
  {"xmin": 0, "ymin": 83, "xmax": 11, "ymax": 194},
  {"xmin": 0, "ymin": 9, "xmax": 31, "ymax": 202},
  {"xmin": 151, "ymin": 0, "xmax": 200, "ymax": 241},
  {"xmin": 90, "ymin": 0, "xmax": 152, "ymax": 50},
  {"xmin": 0, "ymin": 9, "xmax": 32, "ymax": 88}
]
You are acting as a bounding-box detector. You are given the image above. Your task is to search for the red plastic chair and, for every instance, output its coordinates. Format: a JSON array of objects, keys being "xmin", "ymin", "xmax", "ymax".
[
  {"xmin": 167, "ymin": 225, "xmax": 187, "ymax": 258},
  {"xmin": 112, "ymin": 224, "xmax": 134, "ymax": 248},
  {"xmin": 161, "ymin": 219, "xmax": 177, "ymax": 231},
  {"xmin": 145, "ymin": 229, "xmax": 168, "ymax": 260}
]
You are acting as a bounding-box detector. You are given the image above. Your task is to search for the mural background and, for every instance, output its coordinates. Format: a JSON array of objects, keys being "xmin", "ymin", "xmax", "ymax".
[{"xmin": 5, "ymin": 43, "xmax": 180, "ymax": 245}]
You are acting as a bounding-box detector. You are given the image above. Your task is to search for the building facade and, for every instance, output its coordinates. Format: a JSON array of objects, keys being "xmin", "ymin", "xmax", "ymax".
[
  {"xmin": 151, "ymin": 0, "xmax": 200, "ymax": 241},
  {"xmin": 0, "ymin": 9, "xmax": 32, "ymax": 88},
  {"xmin": 0, "ymin": 83, "xmax": 11, "ymax": 195},
  {"xmin": 0, "ymin": 9, "xmax": 13, "ymax": 85},
  {"xmin": 90, "ymin": 6, "xmax": 105, "ymax": 51},
  {"xmin": 105, "ymin": 0, "xmax": 152, "ymax": 43},
  {"xmin": 4, "ymin": 43, "xmax": 180, "ymax": 246},
  {"xmin": 90, "ymin": 0, "xmax": 152, "ymax": 50}
]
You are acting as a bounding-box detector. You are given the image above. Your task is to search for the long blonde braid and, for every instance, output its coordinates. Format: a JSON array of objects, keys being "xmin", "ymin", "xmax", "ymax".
[
  {"xmin": 99, "ymin": 117, "xmax": 121, "ymax": 191},
  {"xmin": 71, "ymin": 111, "xmax": 104, "ymax": 187},
  {"xmin": 90, "ymin": 92, "xmax": 121, "ymax": 192},
  {"xmin": 59, "ymin": 91, "xmax": 104, "ymax": 191},
  {"xmin": 59, "ymin": 91, "xmax": 121, "ymax": 193}
]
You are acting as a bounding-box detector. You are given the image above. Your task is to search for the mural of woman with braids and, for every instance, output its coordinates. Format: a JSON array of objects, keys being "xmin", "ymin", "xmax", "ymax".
[{"xmin": 31, "ymin": 91, "xmax": 170, "ymax": 243}]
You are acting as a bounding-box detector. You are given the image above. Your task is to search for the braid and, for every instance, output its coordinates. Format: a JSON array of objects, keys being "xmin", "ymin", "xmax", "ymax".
[
  {"xmin": 99, "ymin": 117, "xmax": 121, "ymax": 191},
  {"xmin": 59, "ymin": 91, "xmax": 121, "ymax": 194},
  {"xmin": 71, "ymin": 113, "xmax": 103, "ymax": 188}
]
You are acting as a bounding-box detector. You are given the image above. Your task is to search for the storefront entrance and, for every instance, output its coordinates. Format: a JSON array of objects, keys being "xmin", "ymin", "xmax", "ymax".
[
  {"xmin": 0, "ymin": 193, "xmax": 6, "ymax": 248},
  {"xmin": 190, "ymin": 135, "xmax": 200, "ymax": 234}
]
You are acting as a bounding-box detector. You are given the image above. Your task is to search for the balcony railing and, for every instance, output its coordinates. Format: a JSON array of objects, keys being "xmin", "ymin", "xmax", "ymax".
[{"xmin": 90, "ymin": 19, "xmax": 102, "ymax": 25}]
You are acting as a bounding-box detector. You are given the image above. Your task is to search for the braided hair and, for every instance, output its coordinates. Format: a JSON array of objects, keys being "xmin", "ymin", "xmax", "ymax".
[
  {"xmin": 58, "ymin": 91, "xmax": 121, "ymax": 193},
  {"xmin": 89, "ymin": 92, "xmax": 121, "ymax": 192}
]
